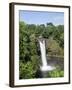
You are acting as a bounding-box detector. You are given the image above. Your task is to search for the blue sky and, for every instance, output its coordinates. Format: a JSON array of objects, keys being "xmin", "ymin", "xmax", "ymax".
[{"xmin": 19, "ymin": 10, "xmax": 64, "ymax": 25}]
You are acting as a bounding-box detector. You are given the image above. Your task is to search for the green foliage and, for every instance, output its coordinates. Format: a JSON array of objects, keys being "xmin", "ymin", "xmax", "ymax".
[
  {"xmin": 19, "ymin": 56, "xmax": 40, "ymax": 79},
  {"xmin": 47, "ymin": 68, "xmax": 64, "ymax": 77},
  {"xmin": 19, "ymin": 61, "xmax": 36, "ymax": 79},
  {"xmin": 47, "ymin": 38, "xmax": 64, "ymax": 56},
  {"xmin": 53, "ymin": 25, "xmax": 64, "ymax": 48},
  {"xmin": 19, "ymin": 21, "xmax": 64, "ymax": 79}
]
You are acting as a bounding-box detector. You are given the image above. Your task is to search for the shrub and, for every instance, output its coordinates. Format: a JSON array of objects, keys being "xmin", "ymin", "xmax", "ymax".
[{"xmin": 47, "ymin": 68, "xmax": 64, "ymax": 78}]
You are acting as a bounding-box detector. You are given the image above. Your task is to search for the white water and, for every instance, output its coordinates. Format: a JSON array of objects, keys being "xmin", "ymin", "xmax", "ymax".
[
  {"xmin": 39, "ymin": 40, "xmax": 47, "ymax": 66},
  {"xmin": 39, "ymin": 39, "xmax": 54, "ymax": 71}
]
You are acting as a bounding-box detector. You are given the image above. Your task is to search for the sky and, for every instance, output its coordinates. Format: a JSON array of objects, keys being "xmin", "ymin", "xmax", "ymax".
[{"xmin": 19, "ymin": 10, "xmax": 64, "ymax": 26}]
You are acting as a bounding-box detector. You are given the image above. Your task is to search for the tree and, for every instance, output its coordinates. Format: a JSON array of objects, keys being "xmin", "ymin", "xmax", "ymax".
[
  {"xmin": 47, "ymin": 38, "xmax": 64, "ymax": 56},
  {"xmin": 19, "ymin": 21, "xmax": 41, "ymax": 79},
  {"xmin": 46, "ymin": 22, "xmax": 54, "ymax": 26},
  {"xmin": 53, "ymin": 25, "xmax": 64, "ymax": 48}
]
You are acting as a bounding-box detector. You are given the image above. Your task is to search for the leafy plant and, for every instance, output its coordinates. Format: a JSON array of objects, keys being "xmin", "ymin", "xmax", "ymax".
[{"xmin": 47, "ymin": 67, "xmax": 64, "ymax": 78}]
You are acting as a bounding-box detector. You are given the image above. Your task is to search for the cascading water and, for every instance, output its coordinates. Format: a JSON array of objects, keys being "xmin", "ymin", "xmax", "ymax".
[
  {"xmin": 39, "ymin": 39, "xmax": 47, "ymax": 66},
  {"xmin": 39, "ymin": 38, "xmax": 55, "ymax": 71}
]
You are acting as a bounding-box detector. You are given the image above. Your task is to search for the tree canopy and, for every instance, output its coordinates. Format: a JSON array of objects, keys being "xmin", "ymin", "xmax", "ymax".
[{"xmin": 19, "ymin": 21, "xmax": 64, "ymax": 79}]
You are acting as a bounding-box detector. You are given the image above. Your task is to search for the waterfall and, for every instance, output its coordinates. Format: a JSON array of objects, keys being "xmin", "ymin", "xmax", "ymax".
[
  {"xmin": 39, "ymin": 39, "xmax": 47, "ymax": 66},
  {"xmin": 39, "ymin": 38, "xmax": 55, "ymax": 71}
]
